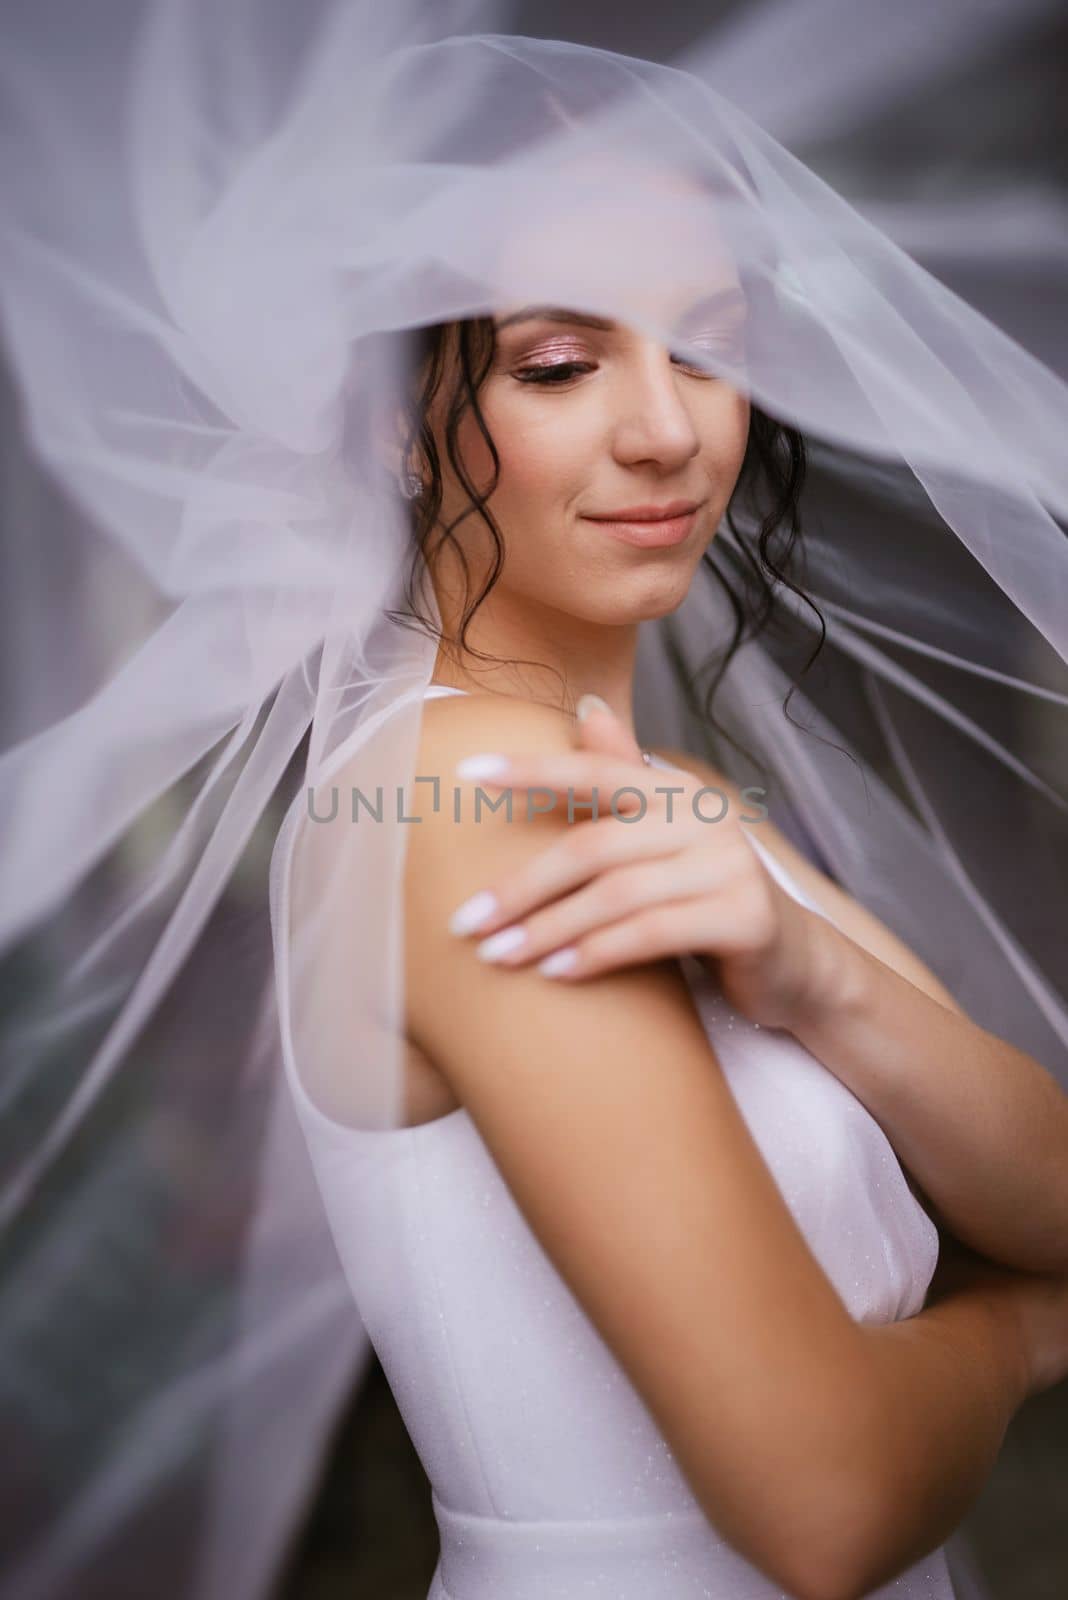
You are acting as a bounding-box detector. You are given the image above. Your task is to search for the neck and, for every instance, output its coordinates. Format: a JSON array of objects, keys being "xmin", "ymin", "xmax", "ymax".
[{"xmin": 429, "ymin": 570, "xmax": 640, "ymax": 738}]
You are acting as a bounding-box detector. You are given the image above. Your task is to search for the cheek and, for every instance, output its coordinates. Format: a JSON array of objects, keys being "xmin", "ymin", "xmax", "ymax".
[
  {"xmin": 702, "ymin": 387, "xmax": 750, "ymax": 499},
  {"xmin": 713, "ymin": 387, "xmax": 750, "ymax": 464},
  {"xmin": 462, "ymin": 386, "xmax": 590, "ymax": 510}
]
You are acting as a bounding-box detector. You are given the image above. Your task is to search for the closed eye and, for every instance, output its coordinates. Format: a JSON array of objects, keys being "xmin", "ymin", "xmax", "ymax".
[
  {"xmin": 514, "ymin": 342, "xmax": 743, "ymax": 387},
  {"xmin": 670, "ymin": 329, "xmax": 746, "ymax": 371},
  {"xmin": 513, "ymin": 361, "xmax": 595, "ymax": 385}
]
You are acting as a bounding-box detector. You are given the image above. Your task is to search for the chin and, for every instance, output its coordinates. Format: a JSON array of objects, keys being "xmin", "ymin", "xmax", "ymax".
[
  {"xmin": 574, "ymin": 572, "xmax": 693, "ymax": 626},
  {"xmin": 622, "ymin": 561, "xmax": 701, "ymax": 616}
]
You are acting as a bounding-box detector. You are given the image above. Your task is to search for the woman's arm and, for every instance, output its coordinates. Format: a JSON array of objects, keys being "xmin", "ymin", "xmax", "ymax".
[
  {"xmin": 835, "ymin": 1278, "xmax": 1027, "ymax": 1600},
  {"xmin": 791, "ymin": 921, "xmax": 1068, "ymax": 1274},
  {"xmin": 658, "ymin": 746, "xmax": 1068, "ymax": 1276},
  {"xmin": 406, "ymin": 694, "xmax": 1043, "ymax": 1600}
]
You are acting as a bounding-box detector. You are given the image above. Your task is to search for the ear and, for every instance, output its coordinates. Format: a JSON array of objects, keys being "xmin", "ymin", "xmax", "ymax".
[
  {"xmin": 370, "ymin": 327, "xmax": 440, "ymax": 484},
  {"xmin": 370, "ymin": 405, "xmax": 412, "ymax": 480}
]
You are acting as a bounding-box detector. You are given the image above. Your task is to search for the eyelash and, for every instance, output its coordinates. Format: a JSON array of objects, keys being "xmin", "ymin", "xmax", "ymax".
[
  {"xmin": 513, "ymin": 361, "xmax": 595, "ymax": 386},
  {"xmin": 513, "ymin": 341, "xmax": 741, "ymax": 386}
]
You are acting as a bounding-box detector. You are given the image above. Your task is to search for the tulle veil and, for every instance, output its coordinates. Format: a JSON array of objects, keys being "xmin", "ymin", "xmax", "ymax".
[{"xmin": 1, "ymin": 1, "xmax": 1066, "ymax": 1595}]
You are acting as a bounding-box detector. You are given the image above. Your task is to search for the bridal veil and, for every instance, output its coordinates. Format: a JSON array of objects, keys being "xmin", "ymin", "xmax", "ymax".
[{"xmin": 1, "ymin": 1, "xmax": 1065, "ymax": 1594}]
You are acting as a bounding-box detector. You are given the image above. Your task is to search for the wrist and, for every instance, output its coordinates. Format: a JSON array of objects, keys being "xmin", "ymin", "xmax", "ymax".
[
  {"xmin": 903, "ymin": 1276, "xmax": 1033, "ymax": 1420},
  {"xmin": 932, "ymin": 1263, "xmax": 1046, "ymax": 1406},
  {"xmin": 971, "ymin": 1277, "xmax": 1039, "ymax": 1406},
  {"xmin": 790, "ymin": 913, "xmax": 874, "ymax": 1036},
  {"xmin": 998, "ymin": 1270, "xmax": 1068, "ymax": 1401}
]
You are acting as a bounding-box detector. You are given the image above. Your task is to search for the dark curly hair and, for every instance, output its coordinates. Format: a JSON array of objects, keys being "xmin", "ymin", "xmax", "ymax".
[{"xmin": 376, "ymin": 314, "xmax": 828, "ymax": 772}]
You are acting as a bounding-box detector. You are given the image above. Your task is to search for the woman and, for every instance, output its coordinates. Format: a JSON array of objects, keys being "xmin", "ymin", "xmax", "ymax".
[
  {"xmin": 274, "ymin": 297, "xmax": 1068, "ymax": 1599},
  {"xmin": 2, "ymin": 5, "xmax": 1067, "ymax": 1598}
]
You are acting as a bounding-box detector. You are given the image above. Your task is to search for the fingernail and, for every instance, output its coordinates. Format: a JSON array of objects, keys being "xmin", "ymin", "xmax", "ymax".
[
  {"xmin": 455, "ymin": 753, "xmax": 511, "ymax": 780},
  {"xmin": 477, "ymin": 925, "xmax": 527, "ymax": 962},
  {"xmin": 449, "ymin": 890, "xmax": 499, "ymax": 936},
  {"xmin": 539, "ymin": 947, "xmax": 579, "ymax": 977},
  {"xmin": 576, "ymin": 694, "xmax": 611, "ymax": 723}
]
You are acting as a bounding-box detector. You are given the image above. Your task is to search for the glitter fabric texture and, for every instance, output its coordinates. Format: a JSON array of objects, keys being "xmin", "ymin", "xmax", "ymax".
[{"xmin": 277, "ymin": 687, "xmax": 950, "ymax": 1600}]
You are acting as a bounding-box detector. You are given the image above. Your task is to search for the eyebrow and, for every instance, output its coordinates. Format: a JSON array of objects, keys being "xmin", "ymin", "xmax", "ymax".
[{"xmin": 494, "ymin": 285, "xmax": 747, "ymax": 335}]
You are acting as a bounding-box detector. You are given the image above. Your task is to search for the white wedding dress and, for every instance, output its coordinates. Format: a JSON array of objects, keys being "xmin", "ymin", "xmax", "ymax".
[{"xmin": 276, "ymin": 683, "xmax": 955, "ymax": 1599}]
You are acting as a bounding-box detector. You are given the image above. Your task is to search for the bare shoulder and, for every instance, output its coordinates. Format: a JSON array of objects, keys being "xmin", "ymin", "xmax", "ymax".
[
  {"xmin": 404, "ymin": 687, "xmax": 594, "ymax": 1061},
  {"xmin": 651, "ymin": 743, "xmax": 965, "ymax": 1018},
  {"xmin": 416, "ymin": 687, "xmax": 578, "ymax": 763},
  {"xmin": 405, "ymin": 688, "xmax": 625, "ymax": 1038}
]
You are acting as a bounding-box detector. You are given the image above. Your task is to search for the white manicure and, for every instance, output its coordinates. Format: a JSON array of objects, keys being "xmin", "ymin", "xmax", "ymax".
[
  {"xmin": 455, "ymin": 753, "xmax": 511, "ymax": 780},
  {"xmin": 539, "ymin": 947, "xmax": 578, "ymax": 977},
  {"xmin": 477, "ymin": 925, "xmax": 527, "ymax": 962},
  {"xmin": 449, "ymin": 891, "xmax": 499, "ymax": 935}
]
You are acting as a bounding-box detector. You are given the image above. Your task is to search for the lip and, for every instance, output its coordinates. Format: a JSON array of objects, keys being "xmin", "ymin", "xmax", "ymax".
[
  {"xmin": 581, "ymin": 499, "xmax": 704, "ymax": 549},
  {"xmin": 586, "ymin": 499, "xmax": 702, "ymax": 522}
]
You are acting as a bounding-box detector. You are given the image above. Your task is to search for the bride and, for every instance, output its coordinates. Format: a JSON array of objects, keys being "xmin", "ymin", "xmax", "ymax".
[
  {"xmin": 2, "ymin": 6, "xmax": 1068, "ymax": 1599},
  {"xmin": 276, "ymin": 288, "xmax": 1068, "ymax": 1599}
]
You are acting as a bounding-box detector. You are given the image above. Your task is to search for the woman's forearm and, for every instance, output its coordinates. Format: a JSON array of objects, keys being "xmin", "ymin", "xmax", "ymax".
[
  {"xmin": 801, "ymin": 1282, "xmax": 1029, "ymax": 1600},
  {"xmin": 792, "ymin": 919, "xmax": 1068, "ymax": 1273}
]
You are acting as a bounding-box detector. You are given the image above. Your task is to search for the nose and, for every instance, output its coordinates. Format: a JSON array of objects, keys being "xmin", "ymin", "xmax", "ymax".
[{"xmin": 609, "ymin": 339, "xmax": 701, "ymax": 473}]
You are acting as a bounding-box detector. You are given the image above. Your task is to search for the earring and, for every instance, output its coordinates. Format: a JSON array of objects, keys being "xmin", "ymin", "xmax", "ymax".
[{"xmin": 399, "ymin": 447, "xmax": 424, "ymax": 500}]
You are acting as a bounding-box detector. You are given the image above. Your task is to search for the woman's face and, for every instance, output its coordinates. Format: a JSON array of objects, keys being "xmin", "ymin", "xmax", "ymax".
[{"xmin": 423, "ymin": 290, "xmax": 750, "ymax": 627}]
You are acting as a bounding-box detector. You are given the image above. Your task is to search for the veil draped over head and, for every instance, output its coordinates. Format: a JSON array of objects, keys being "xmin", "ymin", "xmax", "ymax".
[{"xmin": 1, "ymin": 1, "xmax": 1066, "ymax": 1596}]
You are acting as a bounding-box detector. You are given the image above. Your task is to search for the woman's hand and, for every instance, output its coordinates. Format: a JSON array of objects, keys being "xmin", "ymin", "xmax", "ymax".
[
  {"xmin": 927, "ymin": 1230, "xmax": 1068, "ymax": 1400},
  {"xmin": 448, "ymin": 693, "xmax": 844, "ymax": 1034}
]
